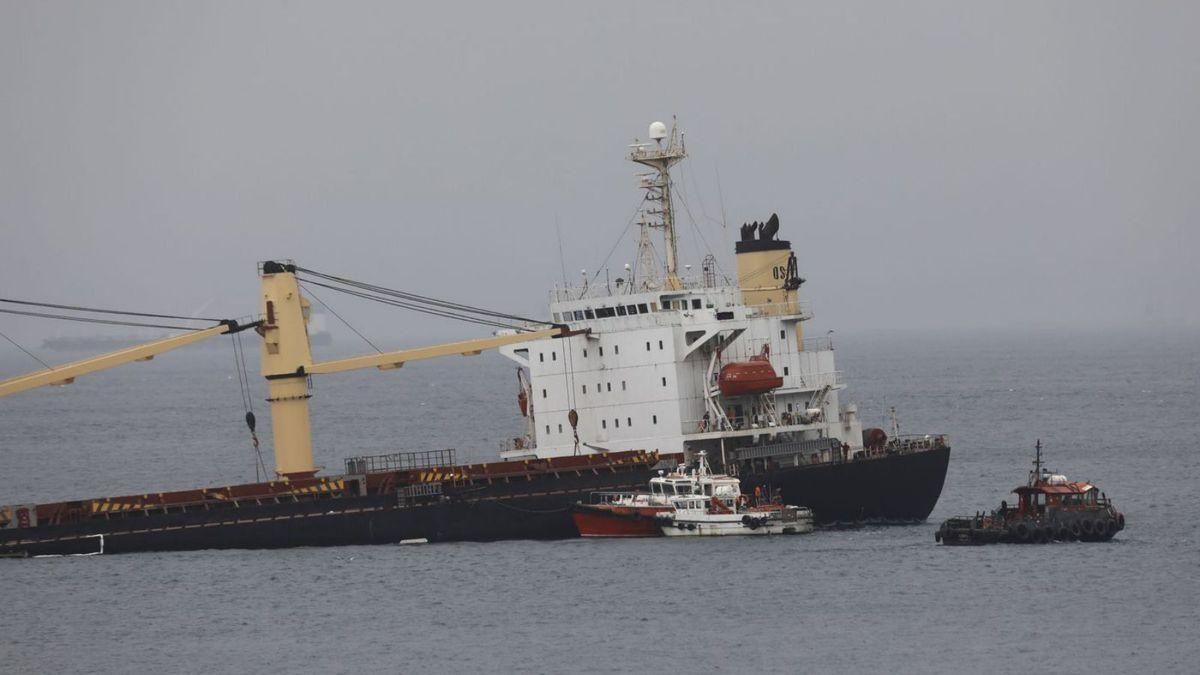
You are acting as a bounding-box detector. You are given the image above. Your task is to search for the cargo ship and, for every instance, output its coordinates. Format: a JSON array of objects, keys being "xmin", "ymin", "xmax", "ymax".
[{"xmin": 0, "ymin": 120, "xmax": 949, "ymax": 556}]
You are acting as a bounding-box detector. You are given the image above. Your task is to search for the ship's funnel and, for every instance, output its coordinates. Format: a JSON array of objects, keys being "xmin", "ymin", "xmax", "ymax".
[{"xmin": 735, "ymin": 214, "xmax": 803, "ymax": 333}]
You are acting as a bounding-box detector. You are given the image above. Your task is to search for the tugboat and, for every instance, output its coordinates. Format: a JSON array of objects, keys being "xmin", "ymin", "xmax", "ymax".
[{"xmin": 936, "ymin": 441, "xmax": 1126, "ymax": 545}]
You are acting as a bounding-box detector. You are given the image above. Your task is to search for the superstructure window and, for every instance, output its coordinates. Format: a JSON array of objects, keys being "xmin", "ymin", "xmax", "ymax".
[
  {"xmin": 582, "ymin": 348, "xmax": 587, "ymax": 357},
  {"xmin": 539, "ymin": 353, "xmax": 544, "ymax": 362},
  {"xmin": 599, "ymin": 347, "xmax": 604, "ymax": 356},
  {"xmin": 602, "ymin": 420, "xmax": 607, "ymax": 429},
  {"xmin": 617, "ymin": 305, "xmax": 627, "ymax": 316},
  {"xmin": 626, "ymin": 305, "xmax": 636, "ymax": 315},
  {"xmin": 692, "ymin": 299, "xmax": 702, "ymax": 310},
  {"xmin": 658, "ymin": 340, "xmax": 663, "ymax": 349},
  {"xmin": 661, "ymin": 377, "xmax": 667, "ymax": 387},
  {"xmin": 574, "ymin": 311, "xmax": 584, "ymax": 321},
  {"xmin": 542, "ymin": 389, "xmax": 547, "ymax": 399},
  {"xmin": 646, "ymin": 341, "xmax": 651, "ymax": 351},
  {"xmin": 585, "ymin": 309, "xmax": 595, "ymax": 319},
  {"xmin": 552, "ymin": 352, "xmax": 556, "ymax": 361},
  {"xmin": 780, "ymin": 329, "xmax": 786, "ymax": 339},
  {"xmin": 662, "ymin": 300, "xmax": 671, "ymax": 310},
  {"xmin": 606, "ymin": 382, "xmax": 612, "ymax": 392},
  {"xmin": 545, "ymin": 425, "xmax": 550, "ymax": 434},
  {"xmin": 621, "ymin": 381, "xmax": 626, "ymax": 391},
  {"xmin": 627, "ymin": 417, "xmax": 632, "ymax": 427},
  {"xmin": 638, "ymin": 303, "xmax": 648, "ymax": 313},
  {"xmin": 582, "ymin": 385, "xmax": 588, "ymax": 394},
  {"xmin": 614, "ymin": 345, "xmax": 620, "ymax": 354},
  {"xmin": 558, "ymin": 424, "xmax": 563, "ymax": 433},
  {"xmin": 653, "ymin": 415, "xmax": 658, "ymax": 424},
  {"xmin": 614, "ymin": 418, "xmax": 620, "ymax": 428}
]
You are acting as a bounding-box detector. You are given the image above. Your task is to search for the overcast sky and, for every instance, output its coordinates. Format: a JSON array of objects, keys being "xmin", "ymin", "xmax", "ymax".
[{"xmin": 1, "ymin": 1, "xmax": 1197, "ymax": 351}]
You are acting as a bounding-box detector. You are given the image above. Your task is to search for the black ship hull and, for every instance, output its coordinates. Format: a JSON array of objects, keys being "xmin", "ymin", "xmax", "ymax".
[
  {"xmin": 1, "ymin": 446, "xmax": 950, "ymax": 556},
  {"xmin": 743, "ymin": 444, "xmax": 952, "ymax": 525}
]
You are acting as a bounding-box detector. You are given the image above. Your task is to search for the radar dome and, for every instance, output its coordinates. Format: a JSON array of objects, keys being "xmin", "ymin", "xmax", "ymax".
[{"xmin": 648, "ymin": 121, "xmax": 668, "ymax": 140}]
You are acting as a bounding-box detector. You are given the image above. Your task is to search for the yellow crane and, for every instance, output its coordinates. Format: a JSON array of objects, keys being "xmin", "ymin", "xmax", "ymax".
[{"xmin": 0, "ymin": 261, "xmax": 569, "ymax": 479}]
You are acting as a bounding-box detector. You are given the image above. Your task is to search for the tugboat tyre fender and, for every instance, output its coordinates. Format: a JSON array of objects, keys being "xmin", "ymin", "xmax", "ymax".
[
  {"xmin": 1014, "ymin": 522, "xmax": 1031, "ymax": 541},
  {"xmin": 1056, "ymin": 526, "xmax": 1070, "ymax": 541},
  {"xmin": 1080, "ymin": 519, "xmax": 1094, "ymax": 535},
  {"xmin": 1106, "ymin": 519, "xmax": 1118, "ymax": 536},
  {"xmin": 1117, "ymin": 513, "xmax": 1126, "ymax": 529},
  {"xmin": 1069, "ymin": 523, "xmax": 1082, "ymax": 540}
]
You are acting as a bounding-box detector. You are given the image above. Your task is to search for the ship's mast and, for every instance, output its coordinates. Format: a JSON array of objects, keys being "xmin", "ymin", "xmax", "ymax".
[{"xmin": 630, "ymin": 120, "xmax": 686, "ymax": 290}]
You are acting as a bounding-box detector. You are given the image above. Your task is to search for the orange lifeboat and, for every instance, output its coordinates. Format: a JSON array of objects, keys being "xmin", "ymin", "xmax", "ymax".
[{"xmin": 718, "ymin": 346, "xmax": 783, "ymax": 397}]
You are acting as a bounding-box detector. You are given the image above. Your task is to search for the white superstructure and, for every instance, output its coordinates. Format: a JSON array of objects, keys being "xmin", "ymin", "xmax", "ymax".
[{"xmin": 499, "ymin": 121, "xmax": 863, "ymax": 471}]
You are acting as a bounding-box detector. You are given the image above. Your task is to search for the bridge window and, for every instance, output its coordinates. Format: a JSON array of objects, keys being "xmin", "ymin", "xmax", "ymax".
[
  {"xmin": 617, "ymin": 305, "xmax": 627, "ymax": 316},
  {"xmin": 542, "ymin": 389, "xmax": 547, "ymax": 399},
  {"xmin": 626, "ymin": 305, "xmax": 637, "ymax": 315},
  {"xmin": 558, "ymin": 424, "xmax": 563, "ymax": 433},
  {"xmin": 646, "ymin": 341, "xmax": 651, "ymax": 351},
  {"xmin": 621, "ymin": 381, "xmax": 626, "ymax": 391},
  {"xmin": 783, "ymin": 366, "xmax": 789, "ymax": 376},
  {"xmin": 606, "ymin": 382, "xmax": 612, "ymax": 392},
  {"xmin": 552, "ymin": 352, "xmax": 557, "ymax": 361},
  {"xmin": 638, "ymin": 303, "xmax": 648, "ymax": 313},
  {"xmin": 602, "ymin": 420, "xmax": 607, "ymax": 429},
  {"xmin": 781, "ymin": 329, "xmax": 786, "ymax": 339},
  {"xmin": 614, "ymin": 345, "xmax": 620, "ymax": 354},
  {"xmin": 653, "ymin": 415, "xmax": 658, "ymax": 424},
  {"xmin": 614, "ymin": 418, "xmax": 620, "ymax": 428},
  {"xmin": 582, "ymin": 348, "xmax": 587, "ymax": 357},
  {"xmin": 627, "ymin": 417, "xmax": 632, "ymax": 427},
  {"xmin": 545, "ymin": 425, "xmax": 550, "ymax": 434},
  {"xmin": 692, "ymin": 299, "xmax": 702, "ymax": 309},
  {"xmin": 599, "ymin": 347, "xmax": 604, "ymax": 356},
  {"xmin": 585, "ymin": 309, "xmax": 595, "ymax": 319},
  {"xmin": 539, "ymin": 353, "xmax": 544, "ymax": 362},
  {"xmin": 662, "ymin": 377, "xmax": 667, "ymax": 387},
  {"xmin": 582, "ymin": 385, "xmax": 588, "ymax": 394},
  {"xmin": 658, "ymin": 340, "xmax": 664, "ymax": 350}
]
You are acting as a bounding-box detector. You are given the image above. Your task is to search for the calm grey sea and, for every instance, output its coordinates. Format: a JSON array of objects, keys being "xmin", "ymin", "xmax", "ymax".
[{"xmin": 1, "ymin": 328, "xmax": 1197, "ymax": 674}]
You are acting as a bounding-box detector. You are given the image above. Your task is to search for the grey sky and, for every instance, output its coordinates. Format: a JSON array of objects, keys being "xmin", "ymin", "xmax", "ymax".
[{"xmin": 1, "ymin": 1, "xmax": 1197, "ymax": 351}]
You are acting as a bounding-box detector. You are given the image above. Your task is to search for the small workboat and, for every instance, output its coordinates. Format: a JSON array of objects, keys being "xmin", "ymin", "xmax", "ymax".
[
  {"xmin": 936, "ymin": 440, "xmax": 1126, "ymax": 545},
  {"xmin": 571, "ymin": 454, "xmax": 720, "ymax": 537}
]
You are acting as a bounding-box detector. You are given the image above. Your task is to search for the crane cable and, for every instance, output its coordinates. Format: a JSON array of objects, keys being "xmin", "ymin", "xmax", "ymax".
[
  {"xmin": 230, "ymin": 331, "xmax": 268, "ymax": 482},
  {"xmin": 0, "ymin": 297, "xmax": 224, "ymax": 323},
  {"xmin": 295, "ymin": 267, "xmax": 552, "ymax": 328},
  {"xmin": 0, "ymin": 307, "xmax": 211, "ymax": 331}
]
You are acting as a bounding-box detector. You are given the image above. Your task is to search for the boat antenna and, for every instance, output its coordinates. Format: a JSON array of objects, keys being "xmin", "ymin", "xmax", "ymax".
[
  {"xmin": 1031, "ymin": 439, "xmax": 1043, "ymax": 484},
  {"xmin": 555, "ymin": 216, "xmax": 568, "ymax": 290}
]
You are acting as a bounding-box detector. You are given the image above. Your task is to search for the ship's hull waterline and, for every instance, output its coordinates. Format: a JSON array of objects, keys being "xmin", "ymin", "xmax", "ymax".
[{"xmin": 0, "ymin": 446, "xmax": 949, "ymax": 557}]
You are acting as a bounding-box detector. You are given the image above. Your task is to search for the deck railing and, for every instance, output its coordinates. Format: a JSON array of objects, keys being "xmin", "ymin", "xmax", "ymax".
[{"xmin": 344, "ymin": 448, "xmax": 457, "ymax": 475}]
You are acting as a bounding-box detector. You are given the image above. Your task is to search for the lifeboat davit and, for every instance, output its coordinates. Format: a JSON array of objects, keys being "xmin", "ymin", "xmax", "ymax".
[{"xmin": 718, "ymin": 346, "xmax": 783, "ymax": 397}]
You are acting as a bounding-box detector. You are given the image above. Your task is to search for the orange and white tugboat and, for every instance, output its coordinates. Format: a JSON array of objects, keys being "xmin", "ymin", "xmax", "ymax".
[{"xmin": 936, "ymin": 441, "xmax": 1126, "ymax": 545}]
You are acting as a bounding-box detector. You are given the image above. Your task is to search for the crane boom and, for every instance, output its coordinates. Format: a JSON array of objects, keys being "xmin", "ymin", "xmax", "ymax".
[
  {"xmin": 0, "ymin": 320, "xmax": 253, "ymax": 399},
  {"xmin": 308, "ymin": 328, "xmax": 565, "ymax": 375}
]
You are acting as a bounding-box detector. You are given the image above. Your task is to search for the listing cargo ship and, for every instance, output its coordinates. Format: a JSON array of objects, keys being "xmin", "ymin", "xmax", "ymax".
[{"xmin": 0, "ymin": 120, "xmax": 949, "ymax": 556}]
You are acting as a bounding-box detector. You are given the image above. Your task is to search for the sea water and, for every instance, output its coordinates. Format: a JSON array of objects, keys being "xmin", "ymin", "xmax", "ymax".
[{"xmin": 1, "ymin": 328, "xmax": 1197, "ymax": 673}]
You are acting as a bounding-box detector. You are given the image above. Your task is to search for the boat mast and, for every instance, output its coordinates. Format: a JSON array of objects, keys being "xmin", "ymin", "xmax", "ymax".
[{"xmin": 630, "ymin": 119, "xmax": 686, "ymax": 290}]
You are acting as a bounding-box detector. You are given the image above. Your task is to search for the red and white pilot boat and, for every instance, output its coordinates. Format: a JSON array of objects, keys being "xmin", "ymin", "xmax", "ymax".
[{"xmin": 571, "ymin": 461, "xmax": 702, "ymax": 537}]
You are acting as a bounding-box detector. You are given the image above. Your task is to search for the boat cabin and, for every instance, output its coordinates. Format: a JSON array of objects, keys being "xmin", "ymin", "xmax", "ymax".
[{"xmin": 1010, "ymin": 481, "xmax": 1099, "ymax": 517}]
